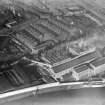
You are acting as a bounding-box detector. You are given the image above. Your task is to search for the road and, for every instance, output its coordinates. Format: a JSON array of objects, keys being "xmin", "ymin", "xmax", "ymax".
[{"xmin": 1, "ymin": 87, "xmax": 105, "ymax": 105}]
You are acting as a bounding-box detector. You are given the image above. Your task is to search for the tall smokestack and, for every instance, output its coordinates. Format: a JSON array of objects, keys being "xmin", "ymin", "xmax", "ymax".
[{"xmin": 8, "ymin": 0, "xmax": 16, "ymax": 15}]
